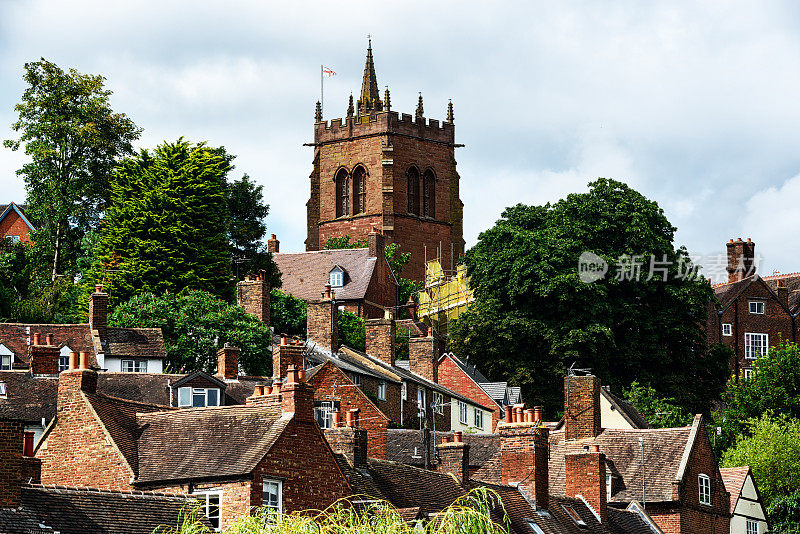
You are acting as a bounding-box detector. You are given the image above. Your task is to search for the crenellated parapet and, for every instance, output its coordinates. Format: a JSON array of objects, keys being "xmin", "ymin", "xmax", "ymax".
[{"xmin": 314, "ymin": 110, "xmax": 455, "ymax": 145}]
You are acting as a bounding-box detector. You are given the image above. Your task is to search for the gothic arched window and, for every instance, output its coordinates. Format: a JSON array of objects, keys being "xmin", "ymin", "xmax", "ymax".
[
  {"xmin": 407, "ymin": 167, "xmax": 420, "ymax": 216},
  {"xmin": 335, "ymin": 168, "xmax": 349, "ymax": 218},
  {"xmin": 423, "ymin": 170, "xmax": 436, "ymax": 218},
  {"xmin": 353, "ymin": 166, "xmax": 367, "ymax": 215}
]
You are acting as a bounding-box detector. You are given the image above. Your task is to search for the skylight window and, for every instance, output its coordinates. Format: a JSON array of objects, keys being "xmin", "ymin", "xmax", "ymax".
[{"xmin": 561, "ymin": 505, "xmax": 587, "ymax": 528}]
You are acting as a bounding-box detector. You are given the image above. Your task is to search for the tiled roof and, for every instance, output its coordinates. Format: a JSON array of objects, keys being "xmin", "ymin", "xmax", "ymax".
[
  {"xmin": 135, "ymin": 405, "xmax": 290, "ymax": 484},
  {"xmin": 386, "ymin": 429, "xmax": 499, "ymax": 469},
  {"xmin": 105, "ymin": 328, "xmax": 165, "ymax": 360},
  {"xmin": 0, "ymin": 372, "xmax": 58, "ymax": 424},
  {"xmin": 763, "ymin": 274, "xmax": 800, "ymax": 312},
  {"xmin": 0, "ymin": 507, "xmax": 53, "ymax": 534},
  {"xmin": 273, "ymin": 248, "xmax": 394, "ymax": 301},
  {"xmin": 719, "ymin": 466, "xmax": 750, "ymax": 515},
  {"xmin": 479, "ymin": 382, "xmax": 509, "ymax": 403},
  {"xmin": 713, "ymin": 276, "xmax": 754, "ymax": 309},
  {"xmin": 0, "ymin": 324, "xmax": 94, "ymax": 368},
  {"xmin": 549, "ymin": 426, "xmax": 693, "ymax": 503},
  {"xmin": 306, "ymin": 343, "xmax": 397, "ymax": 382},
  {"xmin": 507, "ymin": 387, "xmax": 522, "ymax": 405},
  {"xmin": 18, "ymin": 484, "xmax": 209, "ymax": 534},
  {"xmin": 607, "ymin": 506, "xmax": 661, "ymax": 534}
]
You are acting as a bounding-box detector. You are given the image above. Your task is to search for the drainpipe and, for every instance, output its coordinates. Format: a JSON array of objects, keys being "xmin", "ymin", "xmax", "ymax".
[{"xmin": 639, "ymin": 437, "xmax": 645, "ymax": 509}]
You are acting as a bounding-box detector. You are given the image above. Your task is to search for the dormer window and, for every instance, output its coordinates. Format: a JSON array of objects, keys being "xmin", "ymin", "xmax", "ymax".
[
  {"xmin": 179, "ymin": 387, "xmax": 220, "ymax": 408},
  {"xmin": 59, "ymin": 346, "xmax": 73, "ymax": 372},
  {"xmin": 0, "ymin": 344, "xmax": 13, "ymax": 370},
  {"xmin": 329, "ymin": 266, "xmax": 345, "ymax": 288}
]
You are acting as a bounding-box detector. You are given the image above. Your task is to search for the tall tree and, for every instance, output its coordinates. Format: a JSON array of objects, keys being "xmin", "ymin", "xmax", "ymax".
[
  {"xmin": 449, "ymin": 179, "xmax": 729, "ymax": 415},
  {"xmin": 95, "ymin": 139, "xmax": 232, "ymax": 304},
  {"xmin": 227, "ymin": 174, "xmax": 279, "ymax": 286},
  {"xmin": 4, "ymin": 59, "xmax": 141, "ymax": 282}
]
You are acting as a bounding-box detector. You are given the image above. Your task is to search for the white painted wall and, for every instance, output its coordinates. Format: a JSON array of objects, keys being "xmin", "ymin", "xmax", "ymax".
[
  {"xmin": 104, "ymin": 357, "xmax": 163, "ymax": 374},
  {"xmin": 730, "ymin": 473, "xmax": 769, "ymax": 533},
  {"xmin": 449, "ymin": 399, "xmax": 491, "ymax": 434},
  {"xmin": 600, "ymin": 392, "xmax": 638, "ymax": 429}
]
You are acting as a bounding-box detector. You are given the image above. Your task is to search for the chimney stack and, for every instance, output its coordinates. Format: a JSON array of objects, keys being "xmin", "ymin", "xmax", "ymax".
[
  {"xmin": 268, "ymin": 234, "xmax": 280, "ymax": 254},
  {"xmin": 273, "ymin": 336, "xmax": 305, "ymax": 380},
  {"xmin": 409, "ymin": 327, "xmax": 439, "ymax": 383},
  {"xmin": 306, "ymin": 285, "xmax": 339, "ymax": 351},
  {"xmin": 0, "ymin": 419, "xmax": 41, "ymax": 509},
  {"xmin": 237, "ymin": 271, "xmax": 270, "ymax": 326},
  {"xmin": 368, "ymin": 226, "xmax": 385, "ymax": 260},
  {"xmin": 776, "ymin": 278, "xmax": 789, "ymax": 307},
  {"xmin": 29, "ymin": 334, "xmax": 59, "ymax": 375},
  {"xmin": 365, "ymin": 310, "xmax": 395, "ymax": 367},
  {"xmin": 566, "ymin": 445, "xmax": 608, "ymax": 523},
  {"xmin": 497, "ymin": 404, "xmax": 549, "ymax": 509},
  {"xmin": 564, "ymin": 375, "xmax": 601, "ymax": 441},
  {"xmin": 437, "ymin": 431, "xmax": 470, "ymax": 485},
  {"xmin": 726, "ymin": 238, "xmax": 756, "ymax": 283},
  {"xmin": 89, "ymin": 284, "xmax": 108, "ymax": 341},
  {"xmin": 324, "ymin": 410, "xmax": 368, "ymax": 468},
  {"xmin": 216, "ymin": 345, "xmax": 240, "ymax": 380},
  {"xmin": 57, "ymin": 352, "xmax": 97, "ymax": 413},
  {"xmin": 281, "ymin": 365, "xmax": 315, "ymax": 422}
]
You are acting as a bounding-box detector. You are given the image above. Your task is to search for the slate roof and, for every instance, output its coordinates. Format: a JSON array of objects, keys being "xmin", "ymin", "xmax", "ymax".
[
  {"xmin": 17, "ymin": 484, "xmax": 209, "ymax": 534},
  {"xmin": 386, "ymin": 429, "xmax": 499, "ymax": 469},
  {"xmin": 607, "ymin": 505, "xmax": 661, "ymax": 534},
  {"xmin": 0, "ymin": 507, "xmax": 53, "ymax": 534},
  {"xmin": 763, "ymin": 272, "xmax": 800, "ymax": 312},
  {"xmin": 719, "ymin": 466, "xmax": 750, "ymax": 515},
  {"xmin": 0, "ymin": 372, "xmax": 58, "ymax": 424},
  {"xmin": 135, "ymin": 404, "xmax": 291, "ymax": 484},
  {"xmin": 104, "ymin": 328, "xmax": 165, "ymax": 360},
  {"xmin": 273, "ymin": 248, "xmax": 396, "ymax": 301}
]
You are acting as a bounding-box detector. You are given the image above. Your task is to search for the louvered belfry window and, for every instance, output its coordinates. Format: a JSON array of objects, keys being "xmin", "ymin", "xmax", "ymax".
[
  {"xmin": 335, "ymin": 168, "xmax": 349, "ymax": 217},
  {"xmin": 407, "ymin": 167, "xmax": 420, "ymax": 215},
  {"xmin": 353, "ymin": 166, "xmax": 367, "ymax": 215},
  {"xmin": 423, "ymin": 170, "xmax": 435, "ymax": 217}
]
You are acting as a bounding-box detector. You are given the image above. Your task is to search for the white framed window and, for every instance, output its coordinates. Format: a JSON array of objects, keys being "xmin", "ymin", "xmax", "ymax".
[
  {"xmin": 526, "ymin": 520, "xmax": 545, "ymax": 534},
  {"xmin": 722, "ymin": 323, "xmax": 732, "ymax": 336},
  {"xmin": 458, "ymin": 401, "xmax": 468, "ymax": 424},
  {"xmin": 349, "ymin": 373, "xmax": 360, "ymax": 387},
  {"xmin": 377, "ymin": 381, "xmax": 387, "ymax": 401},
  {"xmin": 178, "ymin": 387, "xmax": 220, "ymax": 408},
  {"xmin": 263, "ymin": 479, "xmax": 283, "ymax": 515},
  {"xmin": 0, "ymin": 354, "xmax": 11, "ymax": 371},
  {"xmin": 417, "ymin": 387, "xmax": 426, "ymax": 410},
  {"xmin": 606, "ymin": 474, "xmax": 613, "ymax": 500},
  {"xmin": 698, "ymin": 474, "xmax": 711, "ymax": 505},
  {"xmin": 744, "ymin": 368, "xmax": 753, "ymax": 380},
  {"xmin": 745, "ymin": 333, "xmax": 768, "ymax": 360},
  {"xmin": 474, "ymin": 408, "xmax": 484, "ymax": 429},
  {"xmin": 746, "ymin": 519, "xmax": 758, "ymax": 534},
  {"xmin": 401, "ymin": 381, "xmax": 407, "ymax": 400},
  {"xmin": 749, "ymin": 301, "xmax": 765, "ymax": 314},
  {"xmin": 121, "ymin": 359, "xmax": 147, "ymax": 373},
  {"xmin": 433, "ymin": 392, "xmax": 444, "ymax": 415},
  {"xmin": 193, "ymin": 490, "xmax": 222, "ymax": 530},
  {"xmin": 0, "ymin": 381, "xmax": 6, "ymax": 399},
  {"xmin": 8, "ymin": 235, "xmax": 20, "ymax": 244},
  {"xmin": 329, "ymin": 268, "xmax": 344, "ymax": 288},
  {"xmin": 314, "ymin": 400, "xmax": 339, "ymax": 429},
  {"xmin": 59, "ymin": 346, "xmax": 73, "ymax": 372}
]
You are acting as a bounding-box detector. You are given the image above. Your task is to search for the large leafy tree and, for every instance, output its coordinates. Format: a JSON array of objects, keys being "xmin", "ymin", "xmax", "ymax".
[
  {"xmin": 109, "ymin": 289, "xmax": 272, "ymax": 374},
  {"xmin": 95, "ymin": 139, "xmax": 233, "ymax": 304},
  {"xmin": 449, "ymin": 178, "xmax": 728, "ymax": 415},
  {"xmin": 4, "ymin": 58, "xmax": 141, "ymax": 282}
]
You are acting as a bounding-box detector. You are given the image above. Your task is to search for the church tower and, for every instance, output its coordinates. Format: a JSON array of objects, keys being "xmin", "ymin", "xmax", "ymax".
[{"xmin": 305, "ymin": 41, "xmax": 465, "ymax": 282}]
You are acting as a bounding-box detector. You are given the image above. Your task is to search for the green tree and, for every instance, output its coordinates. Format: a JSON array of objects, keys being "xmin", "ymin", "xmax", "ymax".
[
  {"xmin": 322, "ymin": 234, "xmax": 367, "ymax": 250},
  {"xmin": 338, "ymin": 310, "xmax": 366, "ymax": 352},
  {"xmin": 109, "ymin": 289, "xmax": 272, "ymax": 375},
  {"xmin": 722, "ymin": 413, "xmax": 800, "ymax": 506},
  {"xmin": 95, "ymin": 139, "xmax": 232, "ymax": 304},
  {"xmin": 623, "ymin": 381, "xmax": 692, "ymax": 429},
  {"xmin": 227, "ymin": 174, "xmax": 279, "ymax": 286},
  {"xmin": 767, "ymin": 491, "xmax": 800, "ymax": 534},
  {"xmin": 714, "ymin": 342, "xmax": 800, "ymax": 453},
  {"xmin": 0, "ymin": 239, "xmax": 32, "ymax": 319},
  {"xmin": 270, "ymin": 289, "xmax": 307, "ymax": 337},
  {"xmin": 4, "ymin": 58, "xmax": 141, "ymax": 282},
  {"xmin": 449, "ymin": 178, "xmax": 728, "ymax": 415}
]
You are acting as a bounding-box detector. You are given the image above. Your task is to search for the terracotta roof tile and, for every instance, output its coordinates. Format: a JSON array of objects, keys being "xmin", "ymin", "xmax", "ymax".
[
  {"xmin": 105, "ymin": 328, "xmax": 165, "ymax": 360},
  {"xmin": 386, "ymin": 429, "xmax": 499, "ymax": 469},
  {"xmin": 719, "ymin": 466, "xmax": 750, "ymax": 515}
]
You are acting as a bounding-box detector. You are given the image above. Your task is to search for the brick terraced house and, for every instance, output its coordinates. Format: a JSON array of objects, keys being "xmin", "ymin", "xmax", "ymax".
[
  {"xmin": 0, "ymin": 202, "xmax": 35, "ymax": 245},
  {"xmin": 305, "ymin": 41, "xmax": 465, "ymax": 282},
  {"xmin": 34, "ymin": 361, "xmax": 350, "ymax": 530},
  {"xmin": 708, "ymin": 238, "xmax": 799, "ymax": 377}
]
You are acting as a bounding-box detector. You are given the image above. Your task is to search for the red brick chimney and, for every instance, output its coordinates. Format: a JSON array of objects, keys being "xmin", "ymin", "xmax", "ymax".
[
  {"xmin": 237, "ymin": 271, "xmax": 270, "ymax": 326},
  {"xmin": 368, "ymin": 226, "xmax": 385, "ymax": 259},
  {"xmin": 281, "ymin": 365, "xmax": 315, "ymax": 422},
  {"xmin": 273, "ymin": 335, "xmax": 305, "ymax": 380},
  {"xmin": 409, "ymin": 327, "xmax": 439, "ymax": 383},
  {"xmin": 29, "ymin": 333, "xmax": 60, "ymax": 375},
  {"xmin": 564, "ymin": 374, "xmax": 601, "ymax": 441},
  {"xmin": 57, "ymin": 351, "xmax": 98, "ymax": 415},
  {"xmin": 497, "ymin": 404, "xmax": 549, "ymax": 509},
  {"xmin": 89, "ymin": 284, "xmax": 108, "ymax": 340},
  {"xmin": 268, "ymin": 234, "xmax": 280, "ymax": 254},
  {"xmin": 216, "ymin": 344, "xmax": 240, "ymax": 380},
  {"xmin": 437, "ymin": 430, "xmax": 470, "ymax": 485},
  {"xmin": 365, "ymin": 311, "xmax": 395, "ymax": 367},
  {"xmin": 566, "ymin": 445, "xmax": 608, "ymax": 523},
  {"xmin": 0, "ymin": 419, "xmax": 42, "ymax": 509},
  {"xmin": 324, "ymin": 409, "xmax": 368, "ymax": 468},
  {"xmin": 776, "ymin": 278, "xmax": 789, "ymax": 307},
  {"xmin": 306, "ymin": 285, "xmax": 338, "ymax": 351},
  {"xmin": 726, "ymin": 238, "xmax": 756, "ymax": 283}
]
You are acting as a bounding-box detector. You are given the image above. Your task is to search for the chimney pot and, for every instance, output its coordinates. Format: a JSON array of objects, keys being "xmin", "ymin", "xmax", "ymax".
[
  {"xmin": 33, "ymin": 333, "xmax": 40, "ymax": 346},
  {"xmin": 272, "ymin": 379, "xmax": 282, "ymax": 394},
  {"xmin": 286, "ymin": 365, "xmax": 299, "ymax": 384},
  {"xmin": 591, "ymin": 445, "xmax": 600, "ymax": 453},
  {"xmin": 534, "ymin": 406, "xmax": 543, "ymax": 424},
  {"xmin": 95, "ymin": 284, "xmax": 103, "ymax": 293},
  {"xmin": 349, "ymin": 408, "xmax": 360, "ymax": 427},
  {"xmin": 504, "ymin": 407, "xmax": 512, "ymax": 423},
  {"xmin": 454, "ymin": 431, "xmax": 463, "ymax": 443},
  {"xmin": 332, "ymin": 411, "xmax": 341, "ymax": 427},
  {"xmin": 79, "ymin": 352, "xmax": 90, "ymax": 370},
  {"xmin": 253, "ymin": 385, "xmax": 264, "ymax": 396},
  {"xmin": 69, "ymin": 352, "xmax": 79, "ymax": 371},
  {"xmin": 442, "ymin": 436, "xmax": 451, "ymax": 444},
  {"xmin": 45, "ymin": 333, "xmax": 53, "ymax": 346},
  {"xmin": 281, "ymin": 334, "xmax": 288, "ymax": 346},
  {"xmin": 525, "ymin": 409, "xmax": 534, "ymax": 423},
  {"xmin": 346, "ymin": 409, "xmax": 354, "ymax": 427}
]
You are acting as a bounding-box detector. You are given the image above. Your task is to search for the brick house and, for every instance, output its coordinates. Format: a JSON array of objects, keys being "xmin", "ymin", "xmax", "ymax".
[
  {"xmin": 266, "ymin": 228, "xmax": 399, "ymax": 319},
  {"xmin": 35, "ymin": 361, "xmax": 350, "ymax": 530},
  {"xmin": 473, "ymin": 374, "xmax": 731, "ymax": 534},
  {"xmin": 305, "ymin": 42, "xmax": 465, "ymax": 282},
  {"xmin": 720, "ymin": 466, "xmax": 770, "ymax": 534},
  {"xmin": 0, "ymin": 202, "xmax": 35, "ymax": 245},
  {"xmin": 708, "ymin": 238, "xmax": 799, "ymax": 377}
]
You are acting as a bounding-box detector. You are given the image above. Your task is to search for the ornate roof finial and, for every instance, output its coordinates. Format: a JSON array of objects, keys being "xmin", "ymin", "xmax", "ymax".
[
  {"xmin": 357, "ymin": 37, "xmax": 383, "ymax": 114},
  {"xmin": 384, "ymin": 86, "xmax": 391, "ymax": 111},
  {"xmin": 446, "ymin": 99, "xmax": 454, "ymax": 123},
  {"xmin": 315, "ymin": 101, "xmax": 322, "ymax": 122},
  {"xmin": 347, "ymin": 93, "xmax": 354, "ymax": 118},
  {"xmin": 415, "ymin": 92, "xmax": 424, "ymax": 119}
]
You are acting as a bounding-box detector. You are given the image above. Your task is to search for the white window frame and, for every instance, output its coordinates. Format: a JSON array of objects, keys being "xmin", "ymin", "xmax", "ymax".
[
  {"xmin": 743, "ymin": 368, "xmax": 753, "ymax": 380},
  {"xmin": 377, "ymin": 381, "xmax": 387, "ymax": 401},
  {"xmin": 417, "ymin": 387, "xmax": 426, "ymax": 410},
  {"xmin": 433, "ymin": 392, "xmax": 444, "ymax": 415},
  {"xmin": 722, "ymin": 323, "xmax": 732, "ymax": 336},
  {"xmin": 178, "ymin": 387, "xmax": 220, "ymax": 408},
  {"xmin": 350, "ymin": 373, "xmax": 360, "ymax": 386},
  {"xmin": 474, "ymin": 407, "xmax": 484, "ymax": 429},
  {"xmin": 0, "ymin": 344, "xmax": 13, "ymax": 370},
  {"xmin": 59, "ymin": 345, "xmax": 73, "ymax": 372},
  {"xmin": 401, "ymin": 381, "xmax": 407, "ymax": 400},
  {"xmin": 262, "ymin": 479, "xmax": 283, "ymax": 515},
  {"xmin": 314, "ymin": 400, "xmax": 339, "ymax": 429},
  {"xmin": 744, "ymin": 333, "xmax": 768, "ymax": 360},
  {"xmin": 458, "ymin": 401, "xmax": 468, "ymax": 425},
  {"xmin": 0, "ymin": 381, "xmax": 6, "ymax": 399},
  {"xmin": 749, "ymin": 301, "xmax": 765, "ymax": 314},
  {"xmin": 698, "ymin": 474, "xmax": 711, "ymax": 506},
  {"xmin": 329, "ymin": 269, "xmax": 344, "ymax": 288},
  {"xmin": 606, "ymin": 474, "xmax": 613, "ymax": 500},
  {"xmin": 746, "ymin": 518, "xmax": 758, "ymax": 534},
  {"xmin": 193, "ymin": 489, "xmax": 222, "ymax": 531},
  {"xmin": 8, "ymin": 235, "xmax": 20, "ymax": 244},
  {"xmin": 121, "ymin": 359, "xmax": 147, "ymax": 373}
]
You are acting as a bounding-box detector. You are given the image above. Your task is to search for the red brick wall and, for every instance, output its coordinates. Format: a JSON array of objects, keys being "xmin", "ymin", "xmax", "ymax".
[
  {"xmin": 437, "ymin": 355, "xmax": 501, "ymax": 430},
  {"xmin": 365, "ymin": 319, "xmax": 395, "ymax": 366},
  {"xmin": 30, "ymin": 344, "xmax": 60, "ymax": 375},
  {"xmin": 409, "ymin": 335, "xmax": 438, "ymax": 383},
  {"xmin": 237, "ymin": 278, "xmax": 270, "ymax": 326},
  {"xmin": 307, "ymin": 299, "xmax": 338, "ymax": 350},
  {"xmin": 564, "ymin": 375, "xmax": 601, "ymax": 441},
  {"xmin": 677, "ymin": 423, "xmax": 730, "ymax": 534},
  {"xmin": 217, "ymin": 347, "xmax": 239, "ymax": 380},
  {"xmin": 273, "ymin": 344, "xmax": 305, "ymax": 381},
  {"xmin": 565, "ymin": 451, "xmax": 607, "ymax": 523},
  {"xmin": 497, "ymin": 421, "xmax": 549, "ymax": 509},
  {"xmin": 437, "ymin": 442, "xmax": 469, "ymax": 484},
  {"xmin": 0, "ymin": 209, "xmax": 33, "ymax": 244},
  {"xmin": 0, "ymin": 419, "xmax": 26, "ymax": 508}
]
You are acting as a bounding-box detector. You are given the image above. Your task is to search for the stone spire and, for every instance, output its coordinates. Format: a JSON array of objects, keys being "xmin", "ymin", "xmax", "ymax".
[
  {"xmin": 416, "ymin": 92, "xmax": 424, "ymax": 119},
  {"xmin": 446, "ymin": 99, "xmax": 454, "ymax": 123},
  {"xmin": 384, "ymin": 86, "xmax": 391, "ymax": 111},
  {"xmin": 315, "ymin": 101, "xmax": 322, "ymax": 122},
  {"xmin": 356, "ymin": 38, "xmax": 383, "ymax": 114},
  {"xmin": 347, "ymin": 93, "xmax": 354, "ymax": 118}
]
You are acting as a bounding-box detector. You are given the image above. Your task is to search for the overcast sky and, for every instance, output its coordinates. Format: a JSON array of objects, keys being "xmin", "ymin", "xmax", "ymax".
[{"xmin": 2, "ymin": 1, "xmax": 799, "ymax": 281}]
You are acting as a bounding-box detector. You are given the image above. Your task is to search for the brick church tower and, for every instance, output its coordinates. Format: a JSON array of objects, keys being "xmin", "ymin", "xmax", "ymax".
[{"xmin": 305, "ymin": 42, "xmax": 465, "ymax": 282}]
